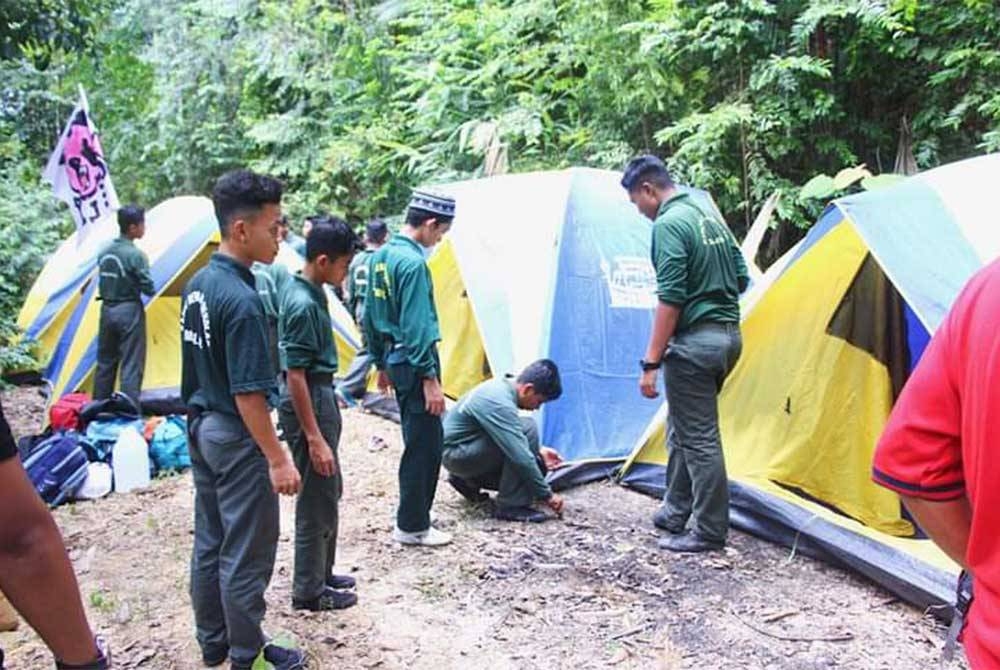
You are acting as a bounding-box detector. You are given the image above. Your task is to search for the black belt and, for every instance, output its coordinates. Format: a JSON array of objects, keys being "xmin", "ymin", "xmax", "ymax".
[
  {"xmin": 680, "ymin": 321, "xmax": 740, "ymax": 335},
  {"xmin": 281, "ymin": 371, "xmax": 334, "ymax": 385}
]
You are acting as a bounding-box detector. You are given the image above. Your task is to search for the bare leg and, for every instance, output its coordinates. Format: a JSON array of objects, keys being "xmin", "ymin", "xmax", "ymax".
[{"xmin": 0, "ymin": 457, "xmax": 99, "ymax": 665}]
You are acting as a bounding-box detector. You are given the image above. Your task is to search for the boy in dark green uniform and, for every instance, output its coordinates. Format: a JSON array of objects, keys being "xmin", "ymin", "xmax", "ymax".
[
  {"xmin": 94, "ymin": 205, "xmax": 154, "ymax": 405},
  {"xmin": 363, "ymin": 190, "xmax": 455, "ymax": 547},
  {"xmin": 443, "ymin": 359, "xmax": 566, "ymax": 523},
  {"xmin": 346, "ymin": 218, "xmax": 388, "ymax": 325},
  {"xmin": 340, "ymin": 218, "xmax": 389, "ymax": 399},
  {"xmin": 622, "ymin": 155, "xmax": 749, "ymax": 553},
  {"xmin": 181, "ymin": 170, "xmax": 304, "ymax": 670},
  {"xmin": 284, "ymin": 216, "xmax": 307, "ymax": 257},
  {"xmin": 277, "ymin": 217, "xmax": 359, "ymax": 612},
  {"xmin": 252, "ymin": 260, "xmax": 293, "ymax": 401}
]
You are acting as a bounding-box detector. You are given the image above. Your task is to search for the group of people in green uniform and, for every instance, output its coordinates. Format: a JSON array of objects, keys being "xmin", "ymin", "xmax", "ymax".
[{"xmin": 89, "ymin": 151, "xmax": 747, "ymax": 669}]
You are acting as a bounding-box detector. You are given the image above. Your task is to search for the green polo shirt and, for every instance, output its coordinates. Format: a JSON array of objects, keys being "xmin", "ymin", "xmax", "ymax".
[
  {"xmin": 651, "ymin": 192, "xmax": 749, "ymax": 333},
  {"xmin": 347, "ymin": 248, "xmax": 374, "ymax": 325},
  {"xmin": 362, "ymin": 235, "xmax": 441, "ymax": 378},
  {"xmin": 444, "ymin": 377, "xmax": 551, "ymax": 500},
  {"xmin": 180, "ymin": 253, "xmax": 276, "ymax": 417},
  {"xmin": 278, "ymin": 274, "xmax": 338, "ymax": 374},
  {"xmin": 252, "ymin": 261, "xmax": 293, "ymax": 321},
  {"xmin": 97, "ymin": 237, "xmax": 155, "ymax": 303}
]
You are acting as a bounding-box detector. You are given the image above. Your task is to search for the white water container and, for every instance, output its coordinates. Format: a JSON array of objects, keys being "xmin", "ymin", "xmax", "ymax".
[{"xmin": 112, "ymin": 426, "xmax": 151, "ymax": 493}]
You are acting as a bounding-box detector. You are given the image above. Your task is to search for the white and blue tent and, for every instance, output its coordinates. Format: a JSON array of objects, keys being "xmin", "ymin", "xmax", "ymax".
[{"xmin": 427, "ymin": 168, "xmax": 721, "ymax": 482}]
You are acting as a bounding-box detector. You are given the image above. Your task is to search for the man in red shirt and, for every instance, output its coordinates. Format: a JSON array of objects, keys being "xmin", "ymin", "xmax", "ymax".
[{"xmin": 873, "ymin": 259, "xmax": 1000, "ymax": 669}]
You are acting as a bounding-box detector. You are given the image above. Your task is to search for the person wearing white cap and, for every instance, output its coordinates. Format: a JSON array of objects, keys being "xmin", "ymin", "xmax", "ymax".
[{"xmin": 363, "ymin": 189, "xmax": 456, "ymax": 546}]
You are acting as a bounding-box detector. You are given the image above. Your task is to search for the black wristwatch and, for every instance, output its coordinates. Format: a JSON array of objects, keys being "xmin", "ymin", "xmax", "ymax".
[{"xmin": 640, "ymin": 359, "xmax": 660, "ymax": 372}]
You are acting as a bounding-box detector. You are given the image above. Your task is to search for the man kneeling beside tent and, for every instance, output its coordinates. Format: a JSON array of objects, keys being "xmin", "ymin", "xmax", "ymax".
[{"xmin": 442, "ymin": 359, "xmax": 565, "ymax": 523}]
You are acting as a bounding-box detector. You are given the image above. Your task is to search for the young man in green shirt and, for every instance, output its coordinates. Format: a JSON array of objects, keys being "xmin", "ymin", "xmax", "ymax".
[
  {"xmin": 279, "ymin": 216, "xmax": 308, "ymax": 258},
  {"xmin": 252, "ymin": 259, "xmax": 292, "ymax": 406},
  {"xmin": 363, "ymin": 190, "xmax": 455, "ymax": 547},
  {"xmin": 442, "ymin": 359, "xmax": 566, "ymax": 523},
  {"xmin": 340, "ymin": 218, "xmax": 389, "ymax": 399},
  {"xmin": 181, "ymin": 169, "xmax": 304, "ymax": 670},
  {"xmin": 277, "ymin": 216, "xmax": 359, "ymax": 612},
  {"xmin": 94, "ymin": 205, "xmax": 155, "ymax": 405},
  {"xmin": 347, "ymin": 218, "xmax": 388, "ymax": 325},
  {"xmin": 622, "ymin": 155, "xmax": 749, "ymax": 553}
]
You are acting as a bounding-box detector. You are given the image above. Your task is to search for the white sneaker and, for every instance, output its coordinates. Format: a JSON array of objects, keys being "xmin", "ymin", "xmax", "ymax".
[{"xmin": 393, "ymin": 526, "xmax": 453, "ymax": 547}]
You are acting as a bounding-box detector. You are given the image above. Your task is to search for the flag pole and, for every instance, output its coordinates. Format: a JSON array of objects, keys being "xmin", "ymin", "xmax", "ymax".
[{"xmin": 77, "ymin": 84, "xmax": 89, "ymax": 112}]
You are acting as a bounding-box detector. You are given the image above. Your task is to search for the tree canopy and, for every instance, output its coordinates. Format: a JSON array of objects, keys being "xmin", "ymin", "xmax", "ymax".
[{"xmin": 2, "ymin": 0, "xmax": 999, "ymax": 369}]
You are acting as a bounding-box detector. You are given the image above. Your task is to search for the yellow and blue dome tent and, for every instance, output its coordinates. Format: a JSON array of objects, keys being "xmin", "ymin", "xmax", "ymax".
[
  {"xmin": 620, "ymin": 153, "xmax": 1000, "ymax": 609},
  {"xmin": 19, "ymin": 196, "xmax": 361, "ymax": 412}
]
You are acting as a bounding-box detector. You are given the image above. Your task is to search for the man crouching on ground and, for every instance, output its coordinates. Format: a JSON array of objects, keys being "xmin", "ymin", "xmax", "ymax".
[{"xmin": 442, "ymin": 359, "xmax": 565, "ymax": 523}]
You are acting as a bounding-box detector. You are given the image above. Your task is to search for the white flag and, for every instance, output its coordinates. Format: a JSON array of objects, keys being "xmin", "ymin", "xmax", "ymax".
[{"xmin": 42, "ymin": 89, "xmax": 120, "ymax": 243}]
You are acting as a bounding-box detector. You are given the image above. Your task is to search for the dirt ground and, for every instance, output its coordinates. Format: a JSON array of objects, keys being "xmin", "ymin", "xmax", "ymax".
[{"xmin": 0, "ymin": 385, "xmax": 968, "ymax": 670}]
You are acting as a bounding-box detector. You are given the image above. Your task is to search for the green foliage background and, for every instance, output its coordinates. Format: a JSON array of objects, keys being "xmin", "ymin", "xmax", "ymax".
[{"xmin": 2, "ymin": 0, "xmax": 999, "ymax": 372}]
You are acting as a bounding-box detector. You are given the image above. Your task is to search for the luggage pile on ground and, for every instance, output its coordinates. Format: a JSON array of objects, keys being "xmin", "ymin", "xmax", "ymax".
[{"xmin": 18, "ymin": 391, "xmax": 190, "ymax": 507}]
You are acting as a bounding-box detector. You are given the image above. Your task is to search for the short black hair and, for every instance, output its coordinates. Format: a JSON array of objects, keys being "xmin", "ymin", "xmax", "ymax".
[
  {"xmin": 366, "ymin": 218, "xmax": 389, "ymax": 244},
  {"xmin": 306, "ymin": 215, "xmax": 359, "ymax": 262},
  {"xmin": 211, "ymin": 169, "xmax": 283, "ymax": 236},
  {"xmin": 405, "ymin": 207, "xmax": 452, "ymax": 229},
  {"xmin": 118, "ymin": 205, "xmax": 144, "ymax": 234},
  {"xmin": 620, "ymin": 155, "xmax": 674, "ymax": 191},
  {"xmin": 517, "ymin": 359, "xmax": 562, "ymax": 401}
]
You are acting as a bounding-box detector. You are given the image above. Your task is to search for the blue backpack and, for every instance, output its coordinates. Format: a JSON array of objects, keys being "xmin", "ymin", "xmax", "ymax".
[
  {"xmin": 85, "ymin": 417, "xmax": 145, "ymax": 463},
  {"xmin": 21, "ymin": 432, "xmax": 90, "ymax": 507},
  {"xmin": 149, "ymin": 415, "xmax": 190, "ymax": 473}
]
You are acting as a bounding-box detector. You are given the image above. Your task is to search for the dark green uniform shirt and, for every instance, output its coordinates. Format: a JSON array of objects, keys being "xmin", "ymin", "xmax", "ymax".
[
  {"xmin": 362, "ymin": 235, "xmax": 441, "ymax": 378},
  {"xmin": 444, "ymin": 377, "xmax": 551, "ymax": 500},
  {"xmin": 180, "ymin": 253, "xmax": 276, "ymax": 417},
  {"xmin": 252, "ymin": 261, "xmax": 293, "ymax": 321},
  {"xmin": 347, "ymin": 248, "xmax": 374, "ymax": 325},
  {"xmin": 278, "ymin": 274, "xmax": 338, "ymax": 374},
  {"xmin": 97, "ymin": 237, "xmax": 155, "ymax": 303},
  {"xmin": 652, "ymin": 192, "xmax": 749, "ymax": 333}
]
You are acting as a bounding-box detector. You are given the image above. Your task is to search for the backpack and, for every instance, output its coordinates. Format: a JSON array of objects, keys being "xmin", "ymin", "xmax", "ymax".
[
  {"xmin": 79, "ymin": 392, "xmax": 140, "ymax": 429},
  {"xmin": 85, "ymin": 417, "xmax": 145, "ymax": 463},
  {"xmin": 49, "ymin": 393, "xmax": 91, "ymax": 432},
  {"xmin": 17, "ymin": 429, "xmax": 52, "ymax": 461},
  {"xmin": 21, "ymin": 432, "xmax": 90, "ymax": 507},
  {"xmin": 149, "ymin": 415, "xmax": 190, "ymax": 473}
]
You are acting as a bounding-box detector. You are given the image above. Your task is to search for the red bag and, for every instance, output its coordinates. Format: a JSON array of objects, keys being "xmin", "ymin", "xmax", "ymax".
[{"xmin": 49, "ymin": 393, "xmax": 91, "ymax": 431}]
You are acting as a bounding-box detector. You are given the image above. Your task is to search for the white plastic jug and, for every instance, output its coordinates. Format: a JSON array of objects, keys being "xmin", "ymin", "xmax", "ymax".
[{"xmin": 112, "ymin": 426, "xmax": 151, "ymax": 493}]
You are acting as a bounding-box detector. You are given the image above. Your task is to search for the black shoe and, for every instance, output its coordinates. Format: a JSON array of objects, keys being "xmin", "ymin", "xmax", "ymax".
[
  {"xmin": 202, "ymin": 644, "xmax": 229, "ymax": 667},
  {"xmin": 326, "ymin": 573, "xmax": 356, "ymax": 590},
  {"xmin": 55, "ymin": 636, "xmax": 110, "ymax": 669},
  {"xmin": 657, "ymin": 531, "xmax": 724, "ymax": 553},
  {"xmin": 293, "ymin": 586, "xmax": 358, "ymax": 611},
  {"xmin": 448, "ymin": 475, "xmax": 489, "ymax": 503},
  {"xmin": 261, "ymin": 644, "xmax": 306, "ymax": 670},
  {"xmin": 494, "ymin": 505, "xmax": 548, "ymax": 523},
  {"xmin": 652, "ymin": 507, "xmax": 686, "ymax": 534}
]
